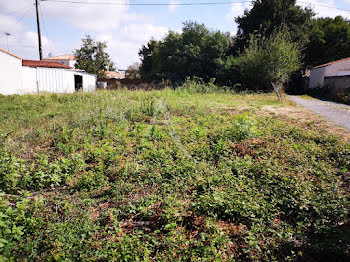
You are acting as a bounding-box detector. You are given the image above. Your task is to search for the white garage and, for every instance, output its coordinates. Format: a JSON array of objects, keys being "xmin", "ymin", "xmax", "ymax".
[
  {"xmin": 309, "ymin": 57, "xmax": 350, "ymax": 88},
  {"xmin": 0, "ymin": 49, "xmax": 97, "ymax": 95}
]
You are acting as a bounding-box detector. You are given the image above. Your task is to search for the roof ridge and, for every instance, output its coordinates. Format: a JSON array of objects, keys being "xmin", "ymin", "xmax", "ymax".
[
  {"xmin": 22, "ymin": 59, "xmax": 71, "ymax": 69},
  {"xmin": 0, "ymin": 48, "xmax": 22, "ymax": 60},
  {"xmin": 313, "ymin": 57, "xmax": 350, "ymax": 69}
]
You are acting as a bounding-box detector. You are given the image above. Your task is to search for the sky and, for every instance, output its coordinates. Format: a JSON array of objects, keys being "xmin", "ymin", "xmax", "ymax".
[{"xmin": 1, "ymin": 0, "xmax": 350, "ymax": 69}]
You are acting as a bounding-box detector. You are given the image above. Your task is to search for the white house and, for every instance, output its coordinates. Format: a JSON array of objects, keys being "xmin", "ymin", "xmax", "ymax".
[
  {"xmin": 0, "ymin": 49, "xmax": 96, "ymax": 95},
  {"xmin": 309, "ymin": 57, "xmax": 350, "ymax": 88},
  {"xmin": 0, "ymin": 48, "xmax": 23, "ymax": 95},
  {"xmin": 43, "ymin": 54, "xmax": 77, "ymax": 68}
]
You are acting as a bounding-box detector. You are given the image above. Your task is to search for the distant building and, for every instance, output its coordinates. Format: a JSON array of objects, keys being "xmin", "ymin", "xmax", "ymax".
[
  {"xmin": 43, "ymin": 54, "xmax": 77, "ymax": 68},
  {"xmin": 0, "ymin": 49, "xmax": 96, "ymax": 95},
  {"xmin": 105, "ymin": 71, "xmax": 125, "ymax": 79},
  {"xmin": 96, "ymin": 71, "xmax": 126, "ymax": 89},
  {"xmin": 309, "ymin": 57, "xmax": 350, "ymax": 89}
]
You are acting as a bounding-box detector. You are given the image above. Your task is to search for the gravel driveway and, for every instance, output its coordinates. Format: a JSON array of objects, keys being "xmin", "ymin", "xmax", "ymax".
[{"xmin": 288, "ymin": 96, "xmax": 350, "ymax": 131}]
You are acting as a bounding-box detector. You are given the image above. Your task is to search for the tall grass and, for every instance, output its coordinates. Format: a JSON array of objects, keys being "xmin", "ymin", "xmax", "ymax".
[{"xmin": 0, "ymin": 89, "xmax": 349, "ymax": 261}]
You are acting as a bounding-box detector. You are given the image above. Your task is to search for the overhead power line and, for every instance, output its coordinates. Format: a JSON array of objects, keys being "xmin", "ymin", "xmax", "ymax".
[
  {"xmin": 39, "ymin": 0, "xmax": 350, "ymax": 12},
  {"xmin": 40, "ymin": 0, "xmax": 251, "ymax": 6},
  {"xmin": 2, "ymin": 4, "xmax": 34, "ymax": 16},
  {"xmin": 297, "ymin": 1, "xmax": 350, "ymax": 12}
]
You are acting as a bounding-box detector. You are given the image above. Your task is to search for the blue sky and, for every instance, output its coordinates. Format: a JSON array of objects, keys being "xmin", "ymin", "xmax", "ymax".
[{"xmin": 1, "ymin": 0, "xmax": 350, "ymax": 69}]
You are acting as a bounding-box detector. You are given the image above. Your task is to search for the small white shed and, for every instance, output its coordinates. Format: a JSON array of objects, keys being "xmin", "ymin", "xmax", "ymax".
[
  {"xmin": 309, "ymin": 57, "xmax": 350, "ymax": 88},
  {"xmin": 0, "ymin": 50, "xmax": 97, "ymax": 95},
  {"xmin": 22, "ymin": 60, "xmax": 97, "ymax": 94}
]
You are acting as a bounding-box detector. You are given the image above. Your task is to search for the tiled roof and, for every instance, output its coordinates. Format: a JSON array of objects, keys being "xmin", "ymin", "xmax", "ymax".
[
  {"xmin": 0, "ymin": 48, "xmax": 22, "ymax": 60},
  {"xmin": 106, "ymin": 71, "xmax": 124, "ymax": 79},
  {"xmin": 22, "ymin": 59, "xmax": 71, "ymax": 69},
  {"xmin": 314, "ymin": 57, "xmax": 350, "ymax": 69},
  {"xmin": 44, "ymin": 54, "xmax": 76, "ymax": 60}
]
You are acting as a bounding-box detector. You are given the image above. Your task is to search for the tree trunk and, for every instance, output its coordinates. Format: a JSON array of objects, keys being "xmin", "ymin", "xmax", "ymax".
[{"xmin": 271, "ymin": 81, "xmax": 282, "ymax": 101}]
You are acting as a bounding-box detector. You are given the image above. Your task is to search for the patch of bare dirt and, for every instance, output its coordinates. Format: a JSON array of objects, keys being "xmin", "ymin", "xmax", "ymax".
[{"xmin": 230, "ymin": 138, "xmax": 264, "ymax": 157}]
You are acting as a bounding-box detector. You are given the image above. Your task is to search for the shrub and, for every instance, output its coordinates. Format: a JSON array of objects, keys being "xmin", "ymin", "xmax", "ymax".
[{"xmin": 232, "ymin": 30, "xmax": 302, "ymax": 99}]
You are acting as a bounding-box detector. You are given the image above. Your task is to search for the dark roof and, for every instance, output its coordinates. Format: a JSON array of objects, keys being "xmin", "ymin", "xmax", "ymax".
[
  {"xmin": 313, "ymin": 57, "xmax": 350, "ymax": 69},
  {"xmin": 22, "ymin": 59, "xmax": 71, "ymax": 69}
]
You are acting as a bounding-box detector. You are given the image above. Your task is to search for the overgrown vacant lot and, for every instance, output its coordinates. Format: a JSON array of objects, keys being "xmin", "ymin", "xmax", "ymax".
[{"xmin": 0, "ymin": 89, "xmax": 349, "ymax": 261}]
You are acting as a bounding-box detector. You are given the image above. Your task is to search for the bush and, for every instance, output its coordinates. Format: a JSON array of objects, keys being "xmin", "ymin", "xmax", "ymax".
[{"xmin": 229, "ymin": 30, "xmax": 302, "ymax": 98}]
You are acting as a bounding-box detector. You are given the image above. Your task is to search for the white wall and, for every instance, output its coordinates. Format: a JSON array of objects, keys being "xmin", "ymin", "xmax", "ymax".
[
  {"xmin": 21, "ymin": 68, "xmax": 98, "ymax": 94},
  {"xmin": 0, "ymin": 50, "xmax": 22, "ymax": 95},
  {"xmin": 1, "ymin": 50, "xmax": 95, "ymax": 95},
  {"xmin": 21, "ymin": 67, "xmax": 38, "ymax": 94},
  {"xmin": 37, "ymin": 68, "xmax": 75, "ymax": 94},
  {"xmin": 309, "ymin": 58, "xmax": 350, "ymax": 89},
  {"xmin": 21, "ymin": 67, "xmax": 76, "ymax": 94},
  {"xmin": 338, "ymin": 71, "xmax": 350, "ymax": 76},
  {"xmin": 325, "ymin": 59, "xmax": 350, "ymax": 77},
  {"xmin": 309, "ymin": 67, "xmax": 326, "ymax": 88},
  {"xmin": 69, "ymin": 60, "xmax": 76, "ymax": 68},
  {"xmin": 79, "ymin": 72, "xmax": 96, "ymax": 92}
]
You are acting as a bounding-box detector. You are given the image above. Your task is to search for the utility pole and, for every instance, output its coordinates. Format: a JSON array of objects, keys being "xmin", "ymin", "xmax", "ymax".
[
  {"xmin": 35, "ymin": 0, "xmax": 43, "ymax": 60},
  {"xmin": 5, "ymin": 33, "xmax": 10, "ymax": 52}
]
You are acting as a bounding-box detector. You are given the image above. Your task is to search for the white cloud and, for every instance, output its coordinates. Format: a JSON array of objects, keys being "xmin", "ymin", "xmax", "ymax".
[
  {"xmin": 297, "ymin": 0, "xmax": 350, "ymax": 19},
  {"xmin": 0, "ymin": 0, "xmax": 169, "ymax": 67},
  {"xmin": 40, "ymin": 0, "xmax": 130, "ymax": 32},
  {"xmin": 0, "ymin": 13, "xmax": 55, "ymax": 59},
  {"xmin": 226, "ymin": 2, "xmax": 253, "ymax": 35},
  {"xmin": 0, "ymin": 0, "xmax": 132, "ymax": 32},
  {"xmin": 97, "ymin": 24, "xmax": 169, "ymax": 69},
  {"xmin": 169, "ymin": 0, "xmax": 180, "ymax": 13}
]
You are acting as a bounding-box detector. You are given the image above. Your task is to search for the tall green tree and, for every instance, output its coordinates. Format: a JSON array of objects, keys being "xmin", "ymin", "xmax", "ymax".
[
  {"xmin": 234, "ymin": 0, "xmax": 314, "ymax": 51},
  {"xmin": 74, "ymin": 35, "xmax": 113, "ymax": 78},
  {"xmin": 139, "ymin": 22, "xmax": 231, "ymax": 83},
  {"xmin": 305, "ymin": 16, "xmax": 350, "ymax": 67}
]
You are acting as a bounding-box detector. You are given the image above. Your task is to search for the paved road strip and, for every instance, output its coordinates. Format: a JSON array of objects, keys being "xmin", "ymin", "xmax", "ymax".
[{"xmin": 288, "ymin": 95, "xmax": 350, "ymax": 131}]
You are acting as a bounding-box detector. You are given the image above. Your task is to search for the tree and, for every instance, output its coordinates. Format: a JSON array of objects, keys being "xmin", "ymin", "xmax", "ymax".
[
  {"xmin": 108, "ymin": 61, "xmax": 116, "ymax": 71},
  {"xmin": 139, "ymin": 39, "xmax": 161, "ymax": 81},
  {"xmin": 305, "ymin": 16, "xmax": 350, "ymax": 67},
  {"xmin": 234, "ymin": 0, "xmax": 314, "ymax": 51},
  {"xmin": 126, "ymin": 62, "xmax": 141, "ymax": 79},
  {"xmin": 235, "ymin": 30, "xmax": 302, "ymax": 99},
  {"xmin": 74, "ymin": 35, "xmax": 114, "ymax": 78},
  {"xmin": 138, "ymin": 22, "xmax": 230, "ymax": 83}
]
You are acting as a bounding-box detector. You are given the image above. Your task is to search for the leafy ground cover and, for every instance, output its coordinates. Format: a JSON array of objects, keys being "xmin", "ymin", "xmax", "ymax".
[{"xmin": 0, "ymin": 88, "xmax": 349, "ymax": 261}]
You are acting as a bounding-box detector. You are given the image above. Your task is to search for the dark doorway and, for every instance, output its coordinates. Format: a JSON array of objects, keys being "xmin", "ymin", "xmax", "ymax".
[{"xmin": 74, "ymin": 75, "xmax": 83, "ymax": 91}]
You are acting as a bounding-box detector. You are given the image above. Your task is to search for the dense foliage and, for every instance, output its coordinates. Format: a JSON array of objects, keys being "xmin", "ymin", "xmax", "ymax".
[
  {"xmin": 234, "ymin": 0, "xmax": 314, "ymax": 52},
  {"xmin": 0, "ymin": 88, "xmax": 349, "ymax": 261},
  {"xmin": 139, "ymin": 22, "xmax": 231, "ymax": 83},
  {"xmin": 138, "ymin": 0, "xmax": 350, "ymax": 93},
  {"xmin": 74, "ymin": 35, "xmax": 114, "ymax": 78},
  {"xmin": 304, "ymin": 16, "xmax": 350, "ymax": 67},
  {"xmin": 229, "ymin": 31, "xmax": 302, "ymax": 97}
]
